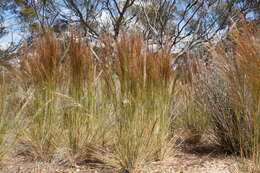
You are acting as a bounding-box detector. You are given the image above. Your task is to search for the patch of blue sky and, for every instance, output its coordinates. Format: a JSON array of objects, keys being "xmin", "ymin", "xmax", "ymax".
[
  {"xmin": 0, "ymin": 7, "xmax": 29, "ymax": 50},
  {"xmin": 246, "ymin": 11, "xmax": 257, "ymax": 20}
]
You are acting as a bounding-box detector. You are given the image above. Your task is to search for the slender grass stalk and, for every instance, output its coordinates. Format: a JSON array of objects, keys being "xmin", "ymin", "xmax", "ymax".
[{"xmin": 0, "ymin": 72, "xmax": 7, "ymax": 163}]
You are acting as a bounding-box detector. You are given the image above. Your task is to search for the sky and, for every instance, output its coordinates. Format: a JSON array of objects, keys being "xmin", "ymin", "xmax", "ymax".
[{"xmin": 0, "ymin": 8, "xmax": 26, "ymax": 50}]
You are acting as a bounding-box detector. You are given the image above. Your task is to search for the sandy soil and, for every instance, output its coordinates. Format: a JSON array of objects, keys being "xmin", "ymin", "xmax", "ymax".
[
  {"xmin": 1, "ymin": 134, "xmax": 255, "ymax": 173},
  {"xmin": 1, "ymin": 143, "xmax": 243, "ymax": 173}
]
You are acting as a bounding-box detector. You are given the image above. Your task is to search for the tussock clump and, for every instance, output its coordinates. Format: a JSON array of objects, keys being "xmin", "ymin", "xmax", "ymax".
[{"xmin": 198, "ymin": 20, "xmax": 260, "ymax": 160}]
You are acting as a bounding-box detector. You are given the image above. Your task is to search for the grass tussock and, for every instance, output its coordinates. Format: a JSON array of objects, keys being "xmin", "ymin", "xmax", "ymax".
[
  {"xmin": 97, "ymin": 33, "xmax": 175, "ymax": 172},
  {"xmin": 195, "ymin": 20, "xmax": 260, "ymax": 161},
  {"xmin": 213, "ymin": 21, "xmax": 260, "ymax": 160}
]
